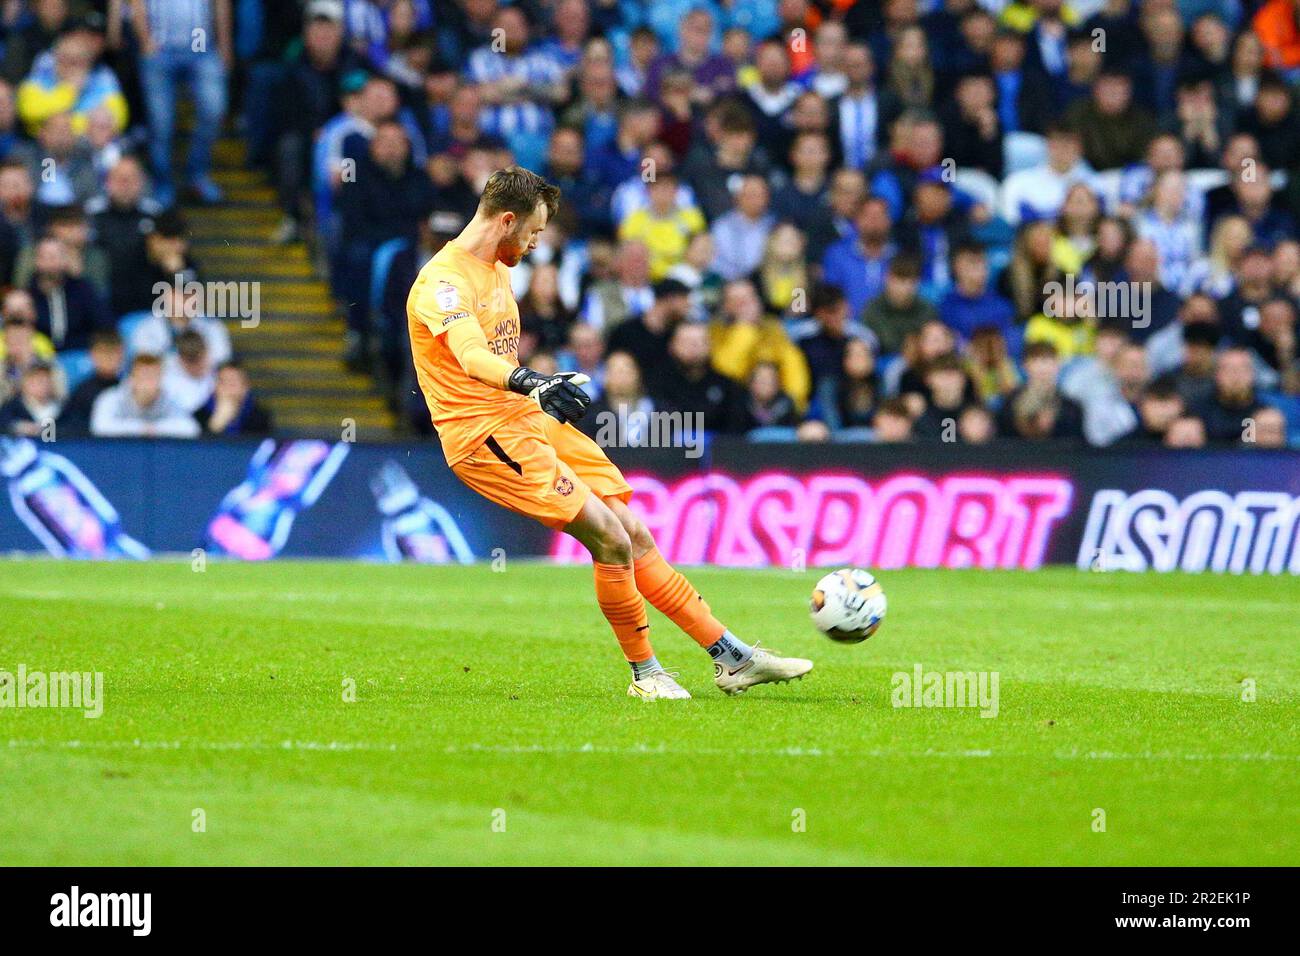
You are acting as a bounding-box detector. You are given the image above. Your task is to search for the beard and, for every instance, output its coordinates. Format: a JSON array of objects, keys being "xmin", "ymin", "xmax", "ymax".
[{"xmin": 496, "ymin": 229, "xmax": 528, "ymax": 266}]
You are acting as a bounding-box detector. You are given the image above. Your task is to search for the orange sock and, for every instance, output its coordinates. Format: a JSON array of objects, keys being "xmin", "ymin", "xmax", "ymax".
[
  {"xmin": 593, "ymin": 562, "xmax": 653, "ymax": 662},
  {"xmin": 633, "ymin": 546, "xmax": 726, "ymax": 648}
]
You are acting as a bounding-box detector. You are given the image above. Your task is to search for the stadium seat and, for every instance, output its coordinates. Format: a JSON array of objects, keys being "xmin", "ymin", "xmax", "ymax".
[
  {"xmin": 955, "ymin": 168, "xmax": 1001, "ymax": 212},
  {"xmin": 57, "ymin": 350, "xmax": 93, "ymax": 392},
  {"xmin": 1003, "ymin": 132, "xmax": 1047, "ymax": 175}
]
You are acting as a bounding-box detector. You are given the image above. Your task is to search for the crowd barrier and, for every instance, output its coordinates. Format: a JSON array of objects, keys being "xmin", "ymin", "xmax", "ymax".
[{"xmin": 2, "ymin": 436, "xmax": 1297, "ymax": 574}]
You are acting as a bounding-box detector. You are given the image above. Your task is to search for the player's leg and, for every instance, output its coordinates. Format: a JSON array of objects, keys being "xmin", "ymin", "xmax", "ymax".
[
  {"xmin": 450, "ymin": 417, "xmax": 686, "ymax": 699},
  {"xmin": 562, "ymin": 496, "xmax": 689, "ymax": 700},
  {"xmin": 604, "ymin": 496, "xmax": 814, "ymax": 695}
]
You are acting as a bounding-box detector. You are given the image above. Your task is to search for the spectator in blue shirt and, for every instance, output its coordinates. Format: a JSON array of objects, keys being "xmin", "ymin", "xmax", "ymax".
[
  {"xmin": 822, "ymin": 195, "xmax": 896, "ymax": 322},
  {"xmin": 940, "ymin": 241, "xmax": 1021, "ymax": 357}
]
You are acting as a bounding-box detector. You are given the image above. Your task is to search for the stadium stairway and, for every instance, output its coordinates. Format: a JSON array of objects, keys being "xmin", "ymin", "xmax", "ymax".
[{"xmin": 180, "ymin": 136, "xmax": 398, "ymax": 438}]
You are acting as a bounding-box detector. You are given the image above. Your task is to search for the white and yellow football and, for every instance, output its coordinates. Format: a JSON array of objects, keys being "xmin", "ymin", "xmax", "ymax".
[{"xmin": 810, "ymin": 568, "xmax": 887, "ymax": 643}]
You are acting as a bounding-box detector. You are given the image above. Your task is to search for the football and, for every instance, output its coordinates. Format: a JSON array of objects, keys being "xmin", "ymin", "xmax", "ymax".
[{"xmin": 810, "ymin": 568, "xmax": 887, "ymax": 643}]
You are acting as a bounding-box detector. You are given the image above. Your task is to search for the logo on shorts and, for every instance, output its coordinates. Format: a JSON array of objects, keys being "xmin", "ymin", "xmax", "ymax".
[{"xmin": 555, "ymin": 477, "xmax": 574, "ymax": 496}]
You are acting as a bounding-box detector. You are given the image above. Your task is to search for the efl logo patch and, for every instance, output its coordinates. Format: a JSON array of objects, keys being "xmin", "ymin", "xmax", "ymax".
[
  {"xmin": 435, "ymin": 283, "xmax": 459, "ymax": 311},
  {"xmin": 555, "ymin": 477, "xmax": 574, "ymax": 496}
]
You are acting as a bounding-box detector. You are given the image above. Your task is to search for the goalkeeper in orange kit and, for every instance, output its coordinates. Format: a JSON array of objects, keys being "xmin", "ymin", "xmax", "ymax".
[{"xmin": 406, "ymin": 167, "xmax": 812, "ymax": 698}]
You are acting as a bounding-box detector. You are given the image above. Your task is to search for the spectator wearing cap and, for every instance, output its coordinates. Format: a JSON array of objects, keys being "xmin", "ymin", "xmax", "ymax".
[
  {"xmin": 0, "ymin": 360, "xmax": 60, "ymax": 436},
  {"xmin": 313, "ymin": 72, "xmax": 399, "ymax": 255},
  {"xmin": 1193, "ymin": 347, "xmax": 1270, "ymax": 443},
  {"xmin": 823, "ymin": 195, "xmax": 896, "ymax": 324},
  {"xmin": 899, "ymin": 171, "xmax": 969, "ymax": 295},
  {"xmin": 1000, "ymin": 122, "xmax": 1094, "ymax": 225},
  {"xmin": 129, "ymin": 0, "xmax": 232, "ymax": 206},
  {"xmin": 91, "ymin": 352, "xmax": 199, "ymax": 438},
  {"xmin": 606, "ymin": 278, "xmax": 692, "ymax": 390},
  {"xmin": 863, "ymin": 253, "xmax": 938, "ymax": 356},
  {"xmin": 709, "ymin": 174, "xmax": 775, "ymax": 282},
  {"xmin": 710, "ymin": 279, "xmax": 810, "ymax": 411},
  {"xmin": 194, "ymin": 360, "xmax": 272, "ymax": 436},
  {"xmin": 16, "ymin": 26, "xmax": 128, "ymax": 137},
  {"xmin": 1148, "ymin": 293, "xmax": 1220, "ymax": 380},
  {"xmin": 88, "ymin": 155, "xmax": 164, "ymax": 317},
  {"xmin": 27, "ymin": 236, "xmax": 112, "ymax": 351}
]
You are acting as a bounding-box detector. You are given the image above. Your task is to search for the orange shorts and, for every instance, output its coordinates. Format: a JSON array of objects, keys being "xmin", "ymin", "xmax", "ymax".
[{"xmin": 451, "ymin": 408, "xmax": 632, "ymax": 531}]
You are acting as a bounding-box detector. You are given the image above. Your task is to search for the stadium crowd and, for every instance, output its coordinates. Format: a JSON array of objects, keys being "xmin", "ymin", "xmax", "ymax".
[
  {"xmin": 0, "ymin": 0, "xmax": 272, "ymax": 439},
  {"xmin": 1, "ymin": 0, "xmax": 1299, "ymax": 450}
]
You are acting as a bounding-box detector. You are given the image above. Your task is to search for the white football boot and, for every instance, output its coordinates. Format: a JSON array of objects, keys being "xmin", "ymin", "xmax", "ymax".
[
  {"xmin": 627, "ymin": 670, "xmax": 692, "ymax": 700},
  {"xmin": 714, "ymin": 644, "xmax": 814, "ymax": 696}
]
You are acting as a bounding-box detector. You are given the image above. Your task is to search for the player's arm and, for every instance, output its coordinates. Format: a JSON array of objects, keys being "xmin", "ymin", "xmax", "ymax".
[
  {"xmin": 414, "ymin": 280, "xmax": 591, "ymax": 423},
  {"xmin": 443, "ymin": 322, "xmax": 591, "ymax": 423}
]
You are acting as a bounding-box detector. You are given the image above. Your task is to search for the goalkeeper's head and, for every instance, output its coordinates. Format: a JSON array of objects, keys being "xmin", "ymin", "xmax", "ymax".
[{"xmin": 475, "ymin": 166, "xmax": 561, "ymax": 267}]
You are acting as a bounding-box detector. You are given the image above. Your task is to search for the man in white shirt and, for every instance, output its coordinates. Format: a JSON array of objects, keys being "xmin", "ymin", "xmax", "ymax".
[
  {"xmin": 1000, "ymin": 122, "xmax": 1095, "ymax": 225},
  {"xmin": 90, "ymin": 353, "xmax": 200, "ymax": 438}
]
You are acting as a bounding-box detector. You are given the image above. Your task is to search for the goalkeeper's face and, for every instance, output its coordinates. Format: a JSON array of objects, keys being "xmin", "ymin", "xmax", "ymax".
[{"xmin": 497, "ymin": 203, "xmax": 549, "ymax": 267}]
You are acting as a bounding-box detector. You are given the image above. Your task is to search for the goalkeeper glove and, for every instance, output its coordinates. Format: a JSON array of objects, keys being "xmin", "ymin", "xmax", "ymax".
[{"xmin": 507, "ymin": 367, "xmax": 592, "ymax": 424}]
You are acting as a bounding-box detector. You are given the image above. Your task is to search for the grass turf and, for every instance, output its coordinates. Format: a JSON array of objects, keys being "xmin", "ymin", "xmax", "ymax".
[{"xmin": 0, "ymin": 559, "xmax": 1296, "ymax": 866}]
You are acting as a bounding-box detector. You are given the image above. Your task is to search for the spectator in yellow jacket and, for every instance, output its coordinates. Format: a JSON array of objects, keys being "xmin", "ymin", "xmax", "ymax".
[
  {"xmin": 617, "ymin": 170, "xmax": 706, "ymax": 280},
  {"xmin": 709, "ymin": 278, "xmax": 811, "ymax": 410},
  {"xmin": 16, "ymin": 29, "xmax": 128, "ymax": 137}
]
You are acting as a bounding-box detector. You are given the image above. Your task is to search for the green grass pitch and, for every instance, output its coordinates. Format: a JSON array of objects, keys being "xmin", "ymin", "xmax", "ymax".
[{"xmin": 1, "ymin": 559, "xmax": 1297, "ymax": 866}]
